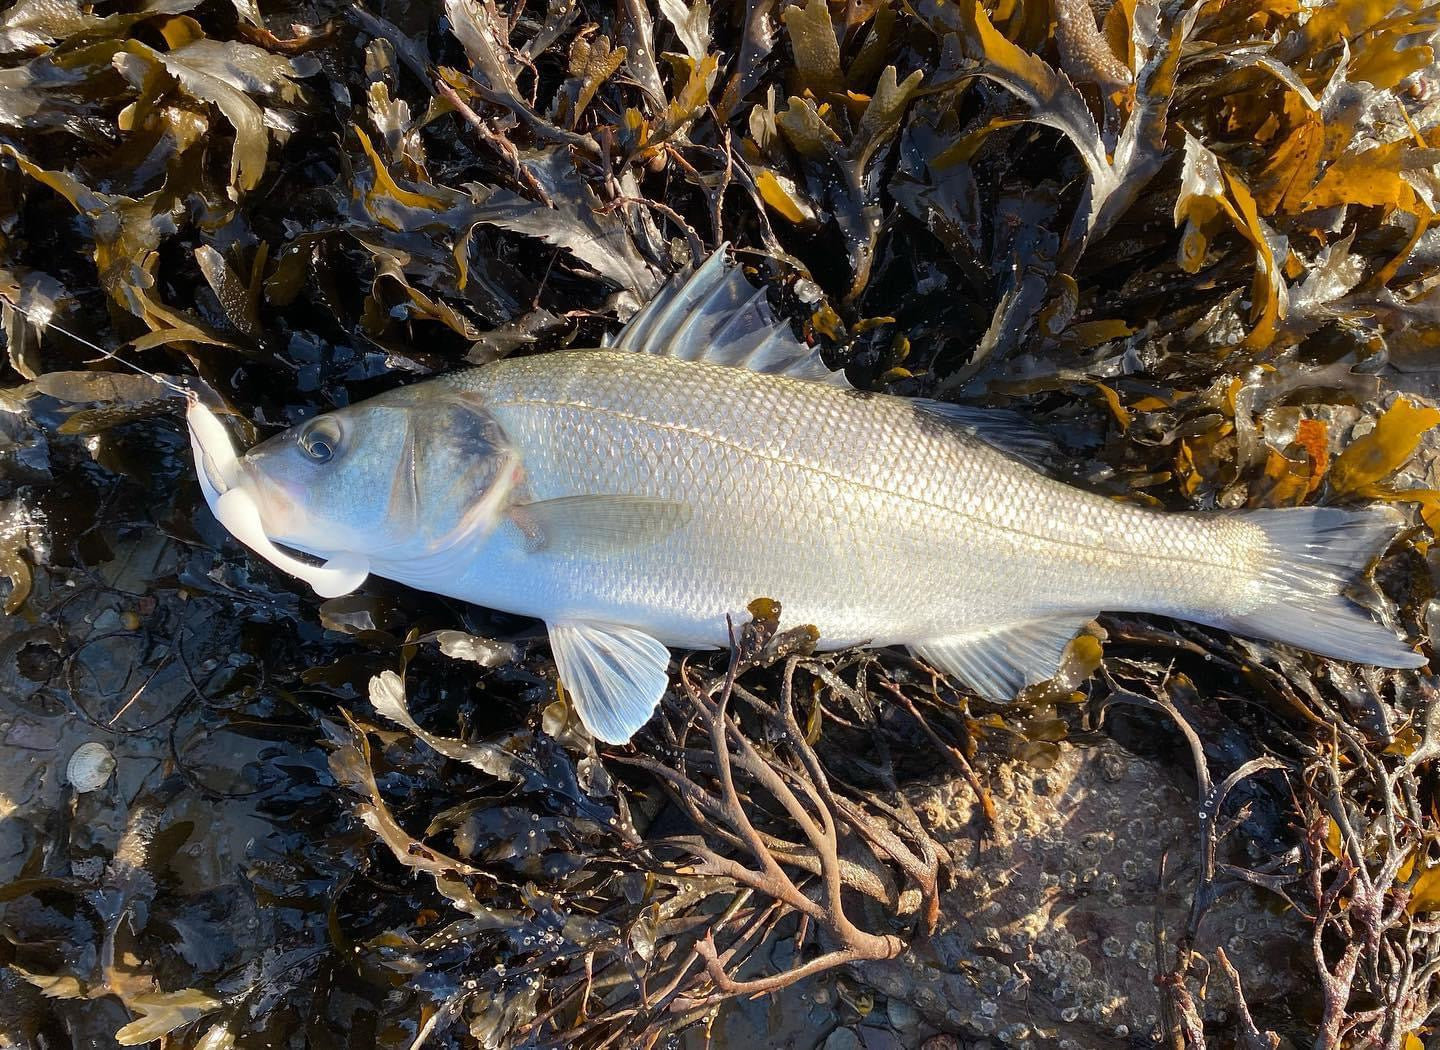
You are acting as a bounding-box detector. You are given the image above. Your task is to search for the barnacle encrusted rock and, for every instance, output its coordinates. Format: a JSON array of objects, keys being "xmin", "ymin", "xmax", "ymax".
[{"xmin": 855, "ymin": 739, "xmax": 1306, "ymax": 1047}]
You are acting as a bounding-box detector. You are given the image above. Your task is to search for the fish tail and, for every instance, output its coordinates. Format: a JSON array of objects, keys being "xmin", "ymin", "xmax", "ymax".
[{"xmin": 1223, "ymin": 505, "xmax": 1425, "ymax": 668}]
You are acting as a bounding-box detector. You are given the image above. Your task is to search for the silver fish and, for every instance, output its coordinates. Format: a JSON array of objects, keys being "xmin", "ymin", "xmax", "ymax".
[{"xmin": 191, "ymin": 252, "xmax": 1427, "ymax": 742}]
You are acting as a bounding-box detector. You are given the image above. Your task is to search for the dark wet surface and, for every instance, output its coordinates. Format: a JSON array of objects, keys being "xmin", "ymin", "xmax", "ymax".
[{"xmin": 4, "ymin": 0, "xmax": 1440, "ymax": 1045}]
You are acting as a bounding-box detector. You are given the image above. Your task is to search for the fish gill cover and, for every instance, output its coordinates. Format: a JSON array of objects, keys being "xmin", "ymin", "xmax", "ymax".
[{"xmin": 0, "ymin": 0, "xmax": 1439, "ymax": 1046}]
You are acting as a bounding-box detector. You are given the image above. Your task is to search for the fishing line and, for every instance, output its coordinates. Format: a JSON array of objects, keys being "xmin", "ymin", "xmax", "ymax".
[
  {"xmin": 4, "ymin": 295, "xmax": 382, "ymax": 595},
  {"xmin": 1, "ymin": 302, "xmax": 295, "ymax": 795},
  {"xmin": 0, "ymin": 293, "xmax": 196, "ymax": 400}
]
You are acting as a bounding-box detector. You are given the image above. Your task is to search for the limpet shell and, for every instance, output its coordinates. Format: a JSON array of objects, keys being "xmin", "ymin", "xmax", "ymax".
[{"xmin": 66, "ymin": 741, "xmax": 116, "ymax": 792}]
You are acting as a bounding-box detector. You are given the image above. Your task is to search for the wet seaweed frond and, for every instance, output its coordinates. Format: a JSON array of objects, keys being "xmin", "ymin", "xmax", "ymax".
[
  {"xmin": 1, "ymin": 0, "xmax": 1440, "ymax": 1043},
  {"xmin": 294, "ymin": 603, "xmax": 960, "ymax": 1047}
]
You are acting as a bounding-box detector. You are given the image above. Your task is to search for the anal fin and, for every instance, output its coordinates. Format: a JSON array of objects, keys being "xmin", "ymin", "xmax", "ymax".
[
  {"xmin": 548, "ymin": 621, "xmax": 671, "ymax": 743},
  {"xmin": 911, "ymin": 616, "xmax": 1094, "ymax": 701}
]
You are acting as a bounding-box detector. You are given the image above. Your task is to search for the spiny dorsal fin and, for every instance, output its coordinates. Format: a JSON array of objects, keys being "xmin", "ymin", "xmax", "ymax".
[{"xmin": 606, "ymin": 248, "xmax": 849, "ymax": 387}]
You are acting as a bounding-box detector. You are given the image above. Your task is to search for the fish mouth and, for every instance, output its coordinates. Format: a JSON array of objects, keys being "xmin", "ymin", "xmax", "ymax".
[
  {"xmin": 235, "ymin": 459, "xmax": 303, "ymax": 542},
  {"xmin": 186, "ymin": 398, "xmax": 370, "ymax": 598},
  {"xmin": 185, "ymin": 399, "xmax": 299, "ymax": 536},
  {"xmin": 208, "ymin": 475, "xmax": 370, "ymax": 598},
  {"xmin": 187, "ymin": 401, "xmax": 243, "ymax": 506}
]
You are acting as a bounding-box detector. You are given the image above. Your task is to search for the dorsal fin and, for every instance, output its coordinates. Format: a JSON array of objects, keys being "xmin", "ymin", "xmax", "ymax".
[
  {"xmin": 606, "ymin": 249, "xmax": 850, "ymax": 387},
  {"xmin": 910, "ymin": 399, "xmax": 1060, "ymax": 465}
]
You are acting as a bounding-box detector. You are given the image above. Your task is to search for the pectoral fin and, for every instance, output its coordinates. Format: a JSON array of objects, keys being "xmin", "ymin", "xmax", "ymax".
[
  {"xmin": 547, "ymin": 621, "xmax": 670, "ymax": 743},
  {"xmin": 910, "ymin": 616, "xmax": 1093, "ymax": 700},
  {"xmin": 514, "ymin": 495, "xmax": 692, "ymax": 557}
]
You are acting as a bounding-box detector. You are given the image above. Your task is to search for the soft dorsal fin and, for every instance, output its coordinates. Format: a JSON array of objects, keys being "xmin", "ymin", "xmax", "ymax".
[
  {"xmin": 910, "ymin": 399, "xmax": 1060, "ymax": 465},
  {"xmin": 606, "ymin": 248, "xmax": 849, "ymax": 387}
]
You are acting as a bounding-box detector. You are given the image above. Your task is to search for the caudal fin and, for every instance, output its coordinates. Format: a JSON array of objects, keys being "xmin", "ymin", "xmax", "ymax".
[{"xmin": 1226, "ymin": 506, "xmax": 1425, "ymax": 668}]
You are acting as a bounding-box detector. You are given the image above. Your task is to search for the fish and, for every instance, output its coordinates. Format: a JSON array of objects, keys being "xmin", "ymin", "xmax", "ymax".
[{"xmin": 187, "ymin": 250, "xmax": 1428, "ymax": 743}]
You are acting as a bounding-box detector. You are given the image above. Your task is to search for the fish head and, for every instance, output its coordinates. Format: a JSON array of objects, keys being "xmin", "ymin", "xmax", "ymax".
[{"xmin": 241, "ymin": 384, "xmax": 521, "ymax": 563}]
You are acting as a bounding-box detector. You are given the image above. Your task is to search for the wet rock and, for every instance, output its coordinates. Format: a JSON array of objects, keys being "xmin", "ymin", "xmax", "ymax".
[
  {"xmin": 883, "ymin": 999, "xmax": 921, "ymax": 1036},
  {"xmin": 856, "ymin": 1026, "xmax": 905, "ymax": 1050},
  {"xmin": 919, "ymin": 1038, "xmax": 960, "ymax": 1050},
  {"xmin": 854, "ymin": 738, "xmax": 1306, "ymax": 1047},
  {"xmin": 823, "ymin": 1028, "xmax": 864, "ymax": 1050},
  {"xmin": 4, "ymin": 715, "xmax": 61, "ymax": 750}
]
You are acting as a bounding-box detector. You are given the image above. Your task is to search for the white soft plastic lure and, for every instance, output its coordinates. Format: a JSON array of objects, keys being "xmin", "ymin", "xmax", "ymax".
[
  {"xmin": 183, "ymin": 251, "xmax": 1427, "ymax": 743},
  {"xmin": 186, "ymin": 397, "xmax": 370, "ymax": 598}
]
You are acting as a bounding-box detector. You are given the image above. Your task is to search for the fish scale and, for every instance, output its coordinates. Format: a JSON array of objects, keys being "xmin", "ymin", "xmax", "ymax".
[
  {"xmin": 206, "ymin": 251, "xmax": 1425, "ymax": 743},
  {"xmin": 443, "ymin": 349, "xmax": 1258, "ymax": 646}
]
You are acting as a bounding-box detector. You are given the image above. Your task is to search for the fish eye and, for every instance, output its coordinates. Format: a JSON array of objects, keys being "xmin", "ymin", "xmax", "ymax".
[{"xmin": 298, "ymin": 418, "xmax": 341, "ymax": 464}]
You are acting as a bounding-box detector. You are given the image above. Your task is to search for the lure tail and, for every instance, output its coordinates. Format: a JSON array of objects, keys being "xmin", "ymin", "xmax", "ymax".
[{"xmin": 1225, "ymin": 505, "xmax": 1425, "ymax": 668}]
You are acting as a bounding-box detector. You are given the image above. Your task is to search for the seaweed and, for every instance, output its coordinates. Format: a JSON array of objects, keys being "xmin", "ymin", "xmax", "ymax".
[{"xmin": 1, "ymin": 0, "xmax": 1440, "ymax": 1044}]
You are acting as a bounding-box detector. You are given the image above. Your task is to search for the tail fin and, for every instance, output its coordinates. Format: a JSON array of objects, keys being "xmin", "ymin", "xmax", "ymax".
[{"xmin": 1226, "ymin": 506, "xmax": 1425, "ymax": 668}]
